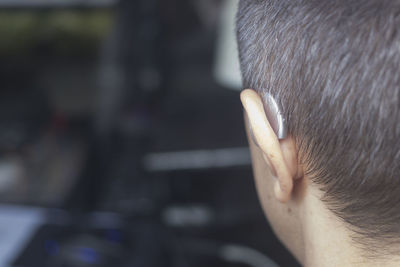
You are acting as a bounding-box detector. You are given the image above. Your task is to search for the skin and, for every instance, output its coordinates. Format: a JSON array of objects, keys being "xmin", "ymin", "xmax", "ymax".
[{"xmin": 240, "ymin": 89, "xmax": 400, "ymax": 267}]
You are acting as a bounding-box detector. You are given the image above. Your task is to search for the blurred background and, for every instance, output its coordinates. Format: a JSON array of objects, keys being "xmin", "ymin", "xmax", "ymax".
[{"xmin": 0, "ymin": 0, "xmax": 300, "ymax": 266}]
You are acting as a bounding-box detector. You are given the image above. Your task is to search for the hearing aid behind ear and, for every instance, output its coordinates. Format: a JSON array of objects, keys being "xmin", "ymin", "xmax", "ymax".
[
  {"xmin": 249, "ymin": 92, "xmax": 287, "ymax": 146},
  {"xmin": 263, "ymin": 92, "xmax": 287, "ymax": 140}
]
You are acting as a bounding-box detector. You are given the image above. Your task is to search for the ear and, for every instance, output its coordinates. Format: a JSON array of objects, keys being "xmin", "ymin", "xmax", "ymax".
[{"xmin": 240, "ymin": 89, "xmax": 302, "ymax": 203}]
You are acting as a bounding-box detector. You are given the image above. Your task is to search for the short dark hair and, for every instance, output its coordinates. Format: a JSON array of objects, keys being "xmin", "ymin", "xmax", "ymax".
[{"xmin": 237, "ymin": 0, "xmax": 400, "ymax": 254}]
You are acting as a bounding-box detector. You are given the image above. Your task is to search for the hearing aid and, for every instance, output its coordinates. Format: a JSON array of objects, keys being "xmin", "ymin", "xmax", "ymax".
[
  {"xmin": 263, "ymin": 92, "xmax": 287, "ymax": 140},
  {"xmin": 249, "ymin": 92, "xmax": 287, "ymax": 146}
]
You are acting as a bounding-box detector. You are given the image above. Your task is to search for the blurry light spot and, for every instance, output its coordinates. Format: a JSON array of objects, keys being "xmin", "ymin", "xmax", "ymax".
[
  {"xmin": 163, "ymin": 205, "xmax": 213, "ymax": 227},
  {"xmin": 144, "ymin": 147, "xmax": 251, "ymax": 171},
  {"xmin": 76, "ymin": 247, "xmax": 100, "ymax": 264},
  {"xmin": 44, "ymin": 240, "xmax": 59, "ymax": 256}
]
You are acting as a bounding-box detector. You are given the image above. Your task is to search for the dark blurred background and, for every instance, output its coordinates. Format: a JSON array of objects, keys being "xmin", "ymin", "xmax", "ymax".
[{"xmin": 0, "ymin": 1, "xmax": 300, "ymax": 266}]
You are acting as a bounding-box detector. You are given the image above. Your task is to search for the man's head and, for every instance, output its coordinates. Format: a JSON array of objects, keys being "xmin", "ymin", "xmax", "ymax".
[{"xmin": 236, "ymin": 0, "xmax": 400, "ymax": 261}]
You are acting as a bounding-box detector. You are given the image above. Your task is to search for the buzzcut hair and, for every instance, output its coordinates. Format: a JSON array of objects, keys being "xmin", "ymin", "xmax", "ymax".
[{"xmin": 237, "ymin": 0, "xmax": 400, "ymax": 253}]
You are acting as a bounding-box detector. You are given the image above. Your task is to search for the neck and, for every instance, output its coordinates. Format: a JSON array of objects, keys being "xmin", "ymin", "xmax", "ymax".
[{"xmin": 300, "ymin": 186, "xmax": 400, "ymax": 267}]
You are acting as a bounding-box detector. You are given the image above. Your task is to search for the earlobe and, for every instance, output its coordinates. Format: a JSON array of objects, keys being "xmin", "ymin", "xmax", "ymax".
[{"xmin": 241, "ymin": 89, "xmax": 299, "ymax": 203}]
